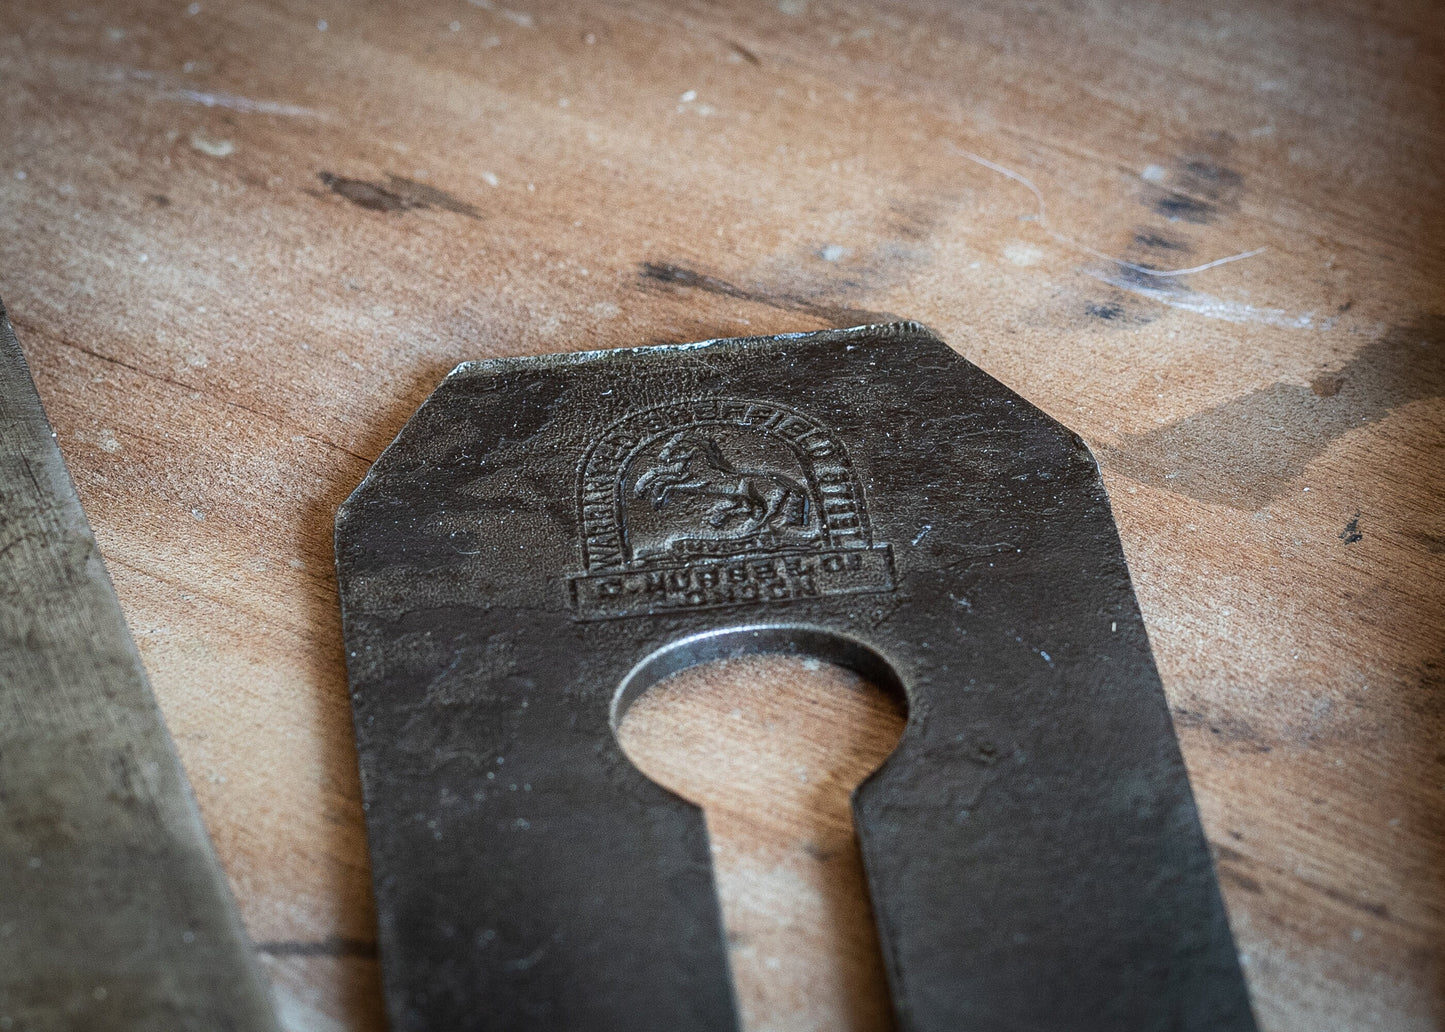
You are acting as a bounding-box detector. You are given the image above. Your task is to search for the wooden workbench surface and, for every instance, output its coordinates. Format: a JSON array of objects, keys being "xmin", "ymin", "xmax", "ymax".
[{"xmin": 2, "ymin": 1, "xmax": 1440, "ymax": 1028}]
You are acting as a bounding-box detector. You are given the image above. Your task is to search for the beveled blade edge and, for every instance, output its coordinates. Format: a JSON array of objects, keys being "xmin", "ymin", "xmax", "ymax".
[{"xmin": 0, "ymin": 300, "xmax": 280, "ymax": 1031}]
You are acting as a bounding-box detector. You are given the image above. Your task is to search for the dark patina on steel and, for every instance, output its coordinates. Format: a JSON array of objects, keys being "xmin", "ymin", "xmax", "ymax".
[
  {"xmin": 0, "ymin": 300, "xmax": 279, "ymax": 1031},
  {"xmin": 336, "ymin": 323, "xmax": 1256, "ymax": 1032}
]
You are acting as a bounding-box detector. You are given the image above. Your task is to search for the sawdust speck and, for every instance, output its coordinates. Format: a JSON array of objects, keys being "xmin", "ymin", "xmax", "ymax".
[
  {"xmin": 1003, "ymin": 241, "xmax": 1042, "ymax": 266},
  {"xmin": 189, "ymin": 133, "xmax": 234, "ymax": 158}
]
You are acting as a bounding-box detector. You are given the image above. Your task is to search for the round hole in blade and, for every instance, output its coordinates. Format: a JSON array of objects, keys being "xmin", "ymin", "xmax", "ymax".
[{"xmin": 614, "ymin": 626, "xmax": 909, "ymax": 1032}]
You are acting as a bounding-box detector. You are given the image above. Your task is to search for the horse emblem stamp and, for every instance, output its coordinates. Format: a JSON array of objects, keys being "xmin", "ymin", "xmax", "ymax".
[{"xmin": 569, "ymin": 398, "xmax": 894, "ymax": 619}]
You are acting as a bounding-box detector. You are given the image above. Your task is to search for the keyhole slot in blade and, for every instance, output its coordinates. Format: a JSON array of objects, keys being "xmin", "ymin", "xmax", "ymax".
[{"xmin": 613, "ymin": 626, "xmax": 909, "ymax": 1032}]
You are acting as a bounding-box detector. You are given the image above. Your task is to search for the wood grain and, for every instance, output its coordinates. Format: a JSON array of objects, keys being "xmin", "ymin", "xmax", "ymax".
[{"xmin": 0, "ymin": 0, "xmax": 1440, "ymax": 1028}]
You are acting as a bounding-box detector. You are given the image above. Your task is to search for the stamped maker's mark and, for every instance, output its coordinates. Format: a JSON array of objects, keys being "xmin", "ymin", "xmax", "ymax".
[{"xmin": 570, "ymin": 399, "xmax": 894, "ymax": 619}]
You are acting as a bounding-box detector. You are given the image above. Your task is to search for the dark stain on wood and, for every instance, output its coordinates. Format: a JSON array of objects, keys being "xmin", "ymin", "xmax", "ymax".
[
  {"xmin": 1320, "ymin": 884, "xmax": 1391, "ymax": 920},
  {"xmin": 885, "ymin": 199, "xmax": 937, "ymax": 242},
  {"xmin": 1086, "ymin": 301, "xmax": 1127, "ymax": 321},
  {"xmin": 1143, "ymin": 140, "xmax": 1244, "ymax": 226},
  {"xmin": 1219, "ymin": 865, "xmax": 1265, "ymax": 895},
  {"xmin": 1133, "ymin": 230, "xmax": 1190, "ymax": 252},
  {"xmin": 1178, "ymin": 158, "xmax": 1245, "ymax": 197},
  {"xmin": 729, "ymin": 41, "xmax": 762, "ymax": 65},
  {"xmin": 318, "ymin": 172, "xmax": 481, "ymax": 219},
  {"xmin": 638, "ymin": 260, "xmax": 895, "ymax": 327},
  {"xmin": 1410, "ymin": 531, "xmax": 1445, "ymax": 554},
  {"xmin": 1173, "ymin": 706, "xmax": 1272, "ymax": 751},
  {"xmin": 1149, "ymin": 190, "xmax": 1220, "ymax": 223},
  {"xmin": 1087, "ymin": 143, "xmax": 1241, "ymax": 322},
  {"xmin": 1214, "ymin": 842, "xmax": 1399, "ymax": 924}
]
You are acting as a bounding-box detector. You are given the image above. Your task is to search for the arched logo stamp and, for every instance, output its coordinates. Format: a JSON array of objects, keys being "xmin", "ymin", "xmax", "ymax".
[{"xmin": 570, "ymin": 398, "xmax": 894, "ymax": 619}]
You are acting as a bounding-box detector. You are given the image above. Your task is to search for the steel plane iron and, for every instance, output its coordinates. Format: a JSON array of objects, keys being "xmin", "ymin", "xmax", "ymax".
[{"xmin": 335, "ymin": 322, "xmax": 1257, "ymax": 1032}]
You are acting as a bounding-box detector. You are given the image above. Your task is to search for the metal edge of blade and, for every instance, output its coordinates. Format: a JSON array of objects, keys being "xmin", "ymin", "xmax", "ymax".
[{"xmin": 0, "ymin": 298, "xmax": 281, "ymax": 1031}]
